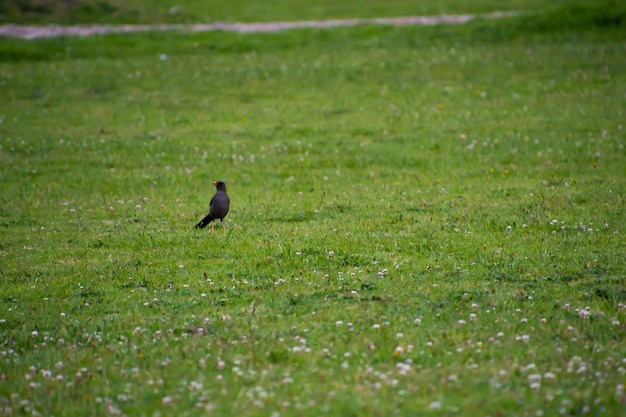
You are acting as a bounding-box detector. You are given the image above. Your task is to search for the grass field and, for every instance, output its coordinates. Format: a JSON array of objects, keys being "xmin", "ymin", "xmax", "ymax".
[
  {"xmin": 1, "ymin": 1, "xmax": 626, "ymax": 416},
  {"xmin": 0, "ymin": 0, "xmax": 578, "ymax": 24}
]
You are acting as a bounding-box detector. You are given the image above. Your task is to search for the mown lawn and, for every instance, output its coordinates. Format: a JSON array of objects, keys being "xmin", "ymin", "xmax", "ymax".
[{"xmin": 0, "ymin": 1, "xmax": 625, "ymax": 416}]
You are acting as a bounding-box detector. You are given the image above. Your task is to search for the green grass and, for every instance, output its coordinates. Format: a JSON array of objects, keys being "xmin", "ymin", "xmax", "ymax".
[
  {"xmin": 1, "ymin": 1, "xmax": 626, "ymax": 416},
  {"xmin": 0, "ymin": 0, "xmax": 579, "ymax": 24}
]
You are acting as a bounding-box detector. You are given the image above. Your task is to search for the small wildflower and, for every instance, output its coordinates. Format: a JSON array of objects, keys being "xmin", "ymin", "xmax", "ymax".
[
  {"xmin": 429, "ymin": 401, "xmax": 442, "ymax": 410},
  {"xmin": 396, "ymin": 362, "xmax": 411, "ymax": 375},
  {"xmin": 393, "ymin": 346, "xmax": 403, "ymax": 357}
]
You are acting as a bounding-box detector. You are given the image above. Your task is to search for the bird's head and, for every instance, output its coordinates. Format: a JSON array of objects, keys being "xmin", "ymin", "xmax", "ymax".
[{"xmin": 212, "ymin": 181, "xmax": 227, "ymax": 191}]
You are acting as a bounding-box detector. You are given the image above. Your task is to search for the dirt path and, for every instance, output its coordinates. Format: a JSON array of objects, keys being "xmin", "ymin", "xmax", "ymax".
[{"xmin": 0, "ymin": 10, "xmax": 521, "ymax": 39}]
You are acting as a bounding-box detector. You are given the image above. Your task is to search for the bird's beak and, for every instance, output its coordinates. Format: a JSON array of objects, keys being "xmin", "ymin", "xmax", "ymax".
[{"xmin": 212, "ymin": 181, "xmax": 218, "ymax": 186}]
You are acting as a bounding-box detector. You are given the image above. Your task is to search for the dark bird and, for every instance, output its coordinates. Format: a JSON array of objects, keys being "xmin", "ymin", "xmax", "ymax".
[{"xmin": 195, "ymin": 181, "xmax": 230, "ymax": 230}]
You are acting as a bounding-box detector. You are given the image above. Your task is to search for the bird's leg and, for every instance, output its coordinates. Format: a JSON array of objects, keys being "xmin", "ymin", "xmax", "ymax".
[
  {"xmin": 221, "ymin": 220, "xmax": 227, "ymax": 229},
  {"xmin": 210, "ymin": 223, "xmax": 216, "ymax": 233}
]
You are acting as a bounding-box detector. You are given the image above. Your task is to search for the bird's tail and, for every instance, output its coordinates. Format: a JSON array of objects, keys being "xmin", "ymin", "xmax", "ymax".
[{"xmin": 195, "ymin": 215, "xmax": 214, "ymax": 229}]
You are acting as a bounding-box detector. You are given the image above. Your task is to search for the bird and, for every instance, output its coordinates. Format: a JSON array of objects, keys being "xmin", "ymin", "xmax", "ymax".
[{"xmin": 195, "ymin": 181, "xmax": 230, "ymax": 230}]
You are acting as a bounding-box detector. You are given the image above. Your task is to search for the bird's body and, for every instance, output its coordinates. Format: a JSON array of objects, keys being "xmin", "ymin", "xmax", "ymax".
[{"xmin": 195, "ymin": 181, "xmax": 230, "ymax": 230}]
